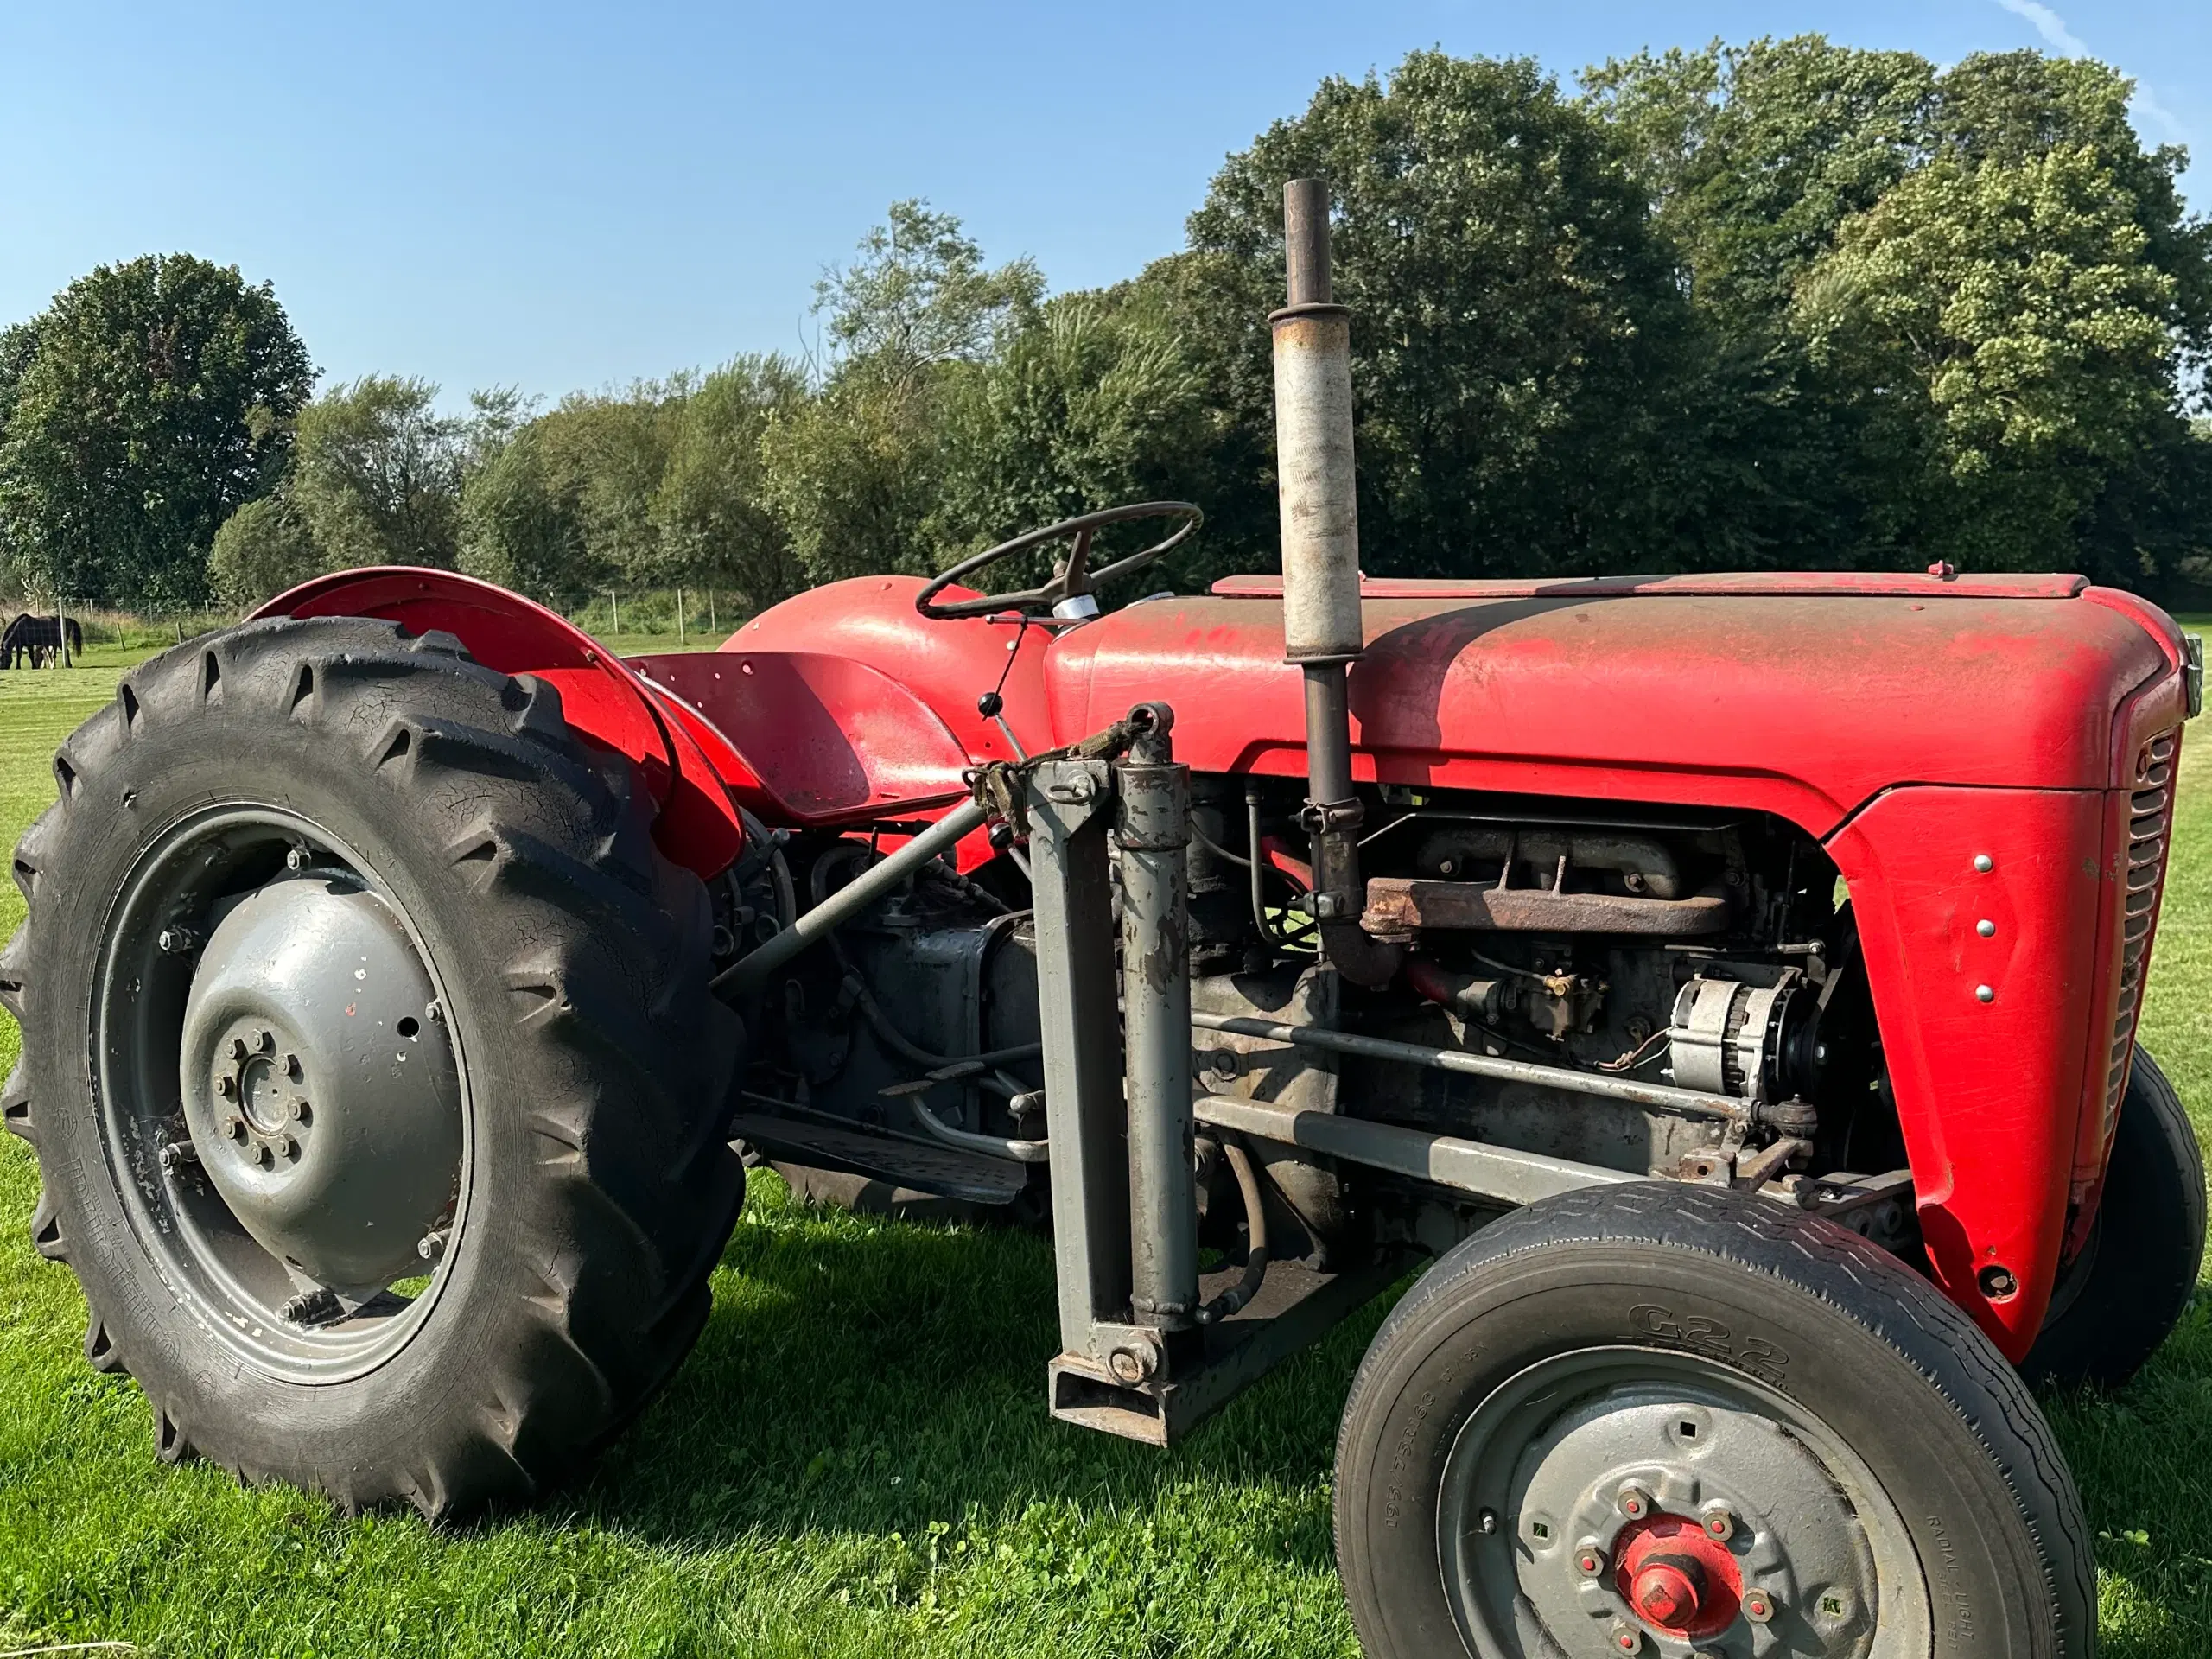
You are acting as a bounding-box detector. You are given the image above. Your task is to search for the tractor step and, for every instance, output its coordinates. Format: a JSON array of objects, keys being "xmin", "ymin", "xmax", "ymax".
[{"xmin": 728, "ymin": 1112, "xmax": 1027, "ymax": 1206}]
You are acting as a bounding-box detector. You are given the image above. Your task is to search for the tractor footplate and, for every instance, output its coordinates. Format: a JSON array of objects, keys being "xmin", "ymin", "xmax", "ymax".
[{"xmin": 727, "ymin": 1113, "xmax": 1027, "ymax": 1207}]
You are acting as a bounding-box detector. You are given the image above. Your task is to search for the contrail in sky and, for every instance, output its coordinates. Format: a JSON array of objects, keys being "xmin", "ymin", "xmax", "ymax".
[{"xmin": 1992, "ymin": 0, "xmax": 2187, "ymax": 141}]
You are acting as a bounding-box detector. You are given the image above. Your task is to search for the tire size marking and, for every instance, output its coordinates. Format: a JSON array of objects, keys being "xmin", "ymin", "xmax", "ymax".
[{"xmin": 1627, "ymin": 1302, "xmax": 1790, "ymax": 1384}]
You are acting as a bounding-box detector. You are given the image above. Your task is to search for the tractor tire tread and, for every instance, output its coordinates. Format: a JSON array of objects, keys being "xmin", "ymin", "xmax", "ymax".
[
  {"xmin": 10, "ymin": 614, "xmax": 742, "ymax": 1519},
  {"xmin": 1340, "ymin": 1182, "xmax": 2093, "ymax": 1658}
]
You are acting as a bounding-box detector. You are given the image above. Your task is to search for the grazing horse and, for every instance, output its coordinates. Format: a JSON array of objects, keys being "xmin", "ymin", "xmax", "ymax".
[{"xmin": 1, "ymin": 613, "xmax": 84, "ymax": 668}]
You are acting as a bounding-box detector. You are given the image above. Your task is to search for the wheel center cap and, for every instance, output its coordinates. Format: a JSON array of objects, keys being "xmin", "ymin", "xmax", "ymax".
[
  {"xmin": 1630, "ymin": 1557, "xmax": 1702, "ymax": 1624},
  {"xmin": 239, "ymin": 1054, "xmax": 288, "ymax": 1134},
  {"xmin": 1611, "ymin": 1516, "xmax": 1741, "ymax": 1639}
]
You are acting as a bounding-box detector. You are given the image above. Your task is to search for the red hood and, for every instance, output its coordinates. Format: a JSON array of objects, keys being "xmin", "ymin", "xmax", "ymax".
[
  {"xmin": 709, "ymin": 571, "xmax": 2183, "ymax": 837},
  {"xmin": 1044, "ymin": 580, "xmax": 2179, "ymax": 833}
]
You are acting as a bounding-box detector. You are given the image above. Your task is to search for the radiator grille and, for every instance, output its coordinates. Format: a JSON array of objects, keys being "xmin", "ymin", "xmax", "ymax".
[{"xmin": 2106, "ymin": 730, "xmax": 2177, "ymax": 1130}]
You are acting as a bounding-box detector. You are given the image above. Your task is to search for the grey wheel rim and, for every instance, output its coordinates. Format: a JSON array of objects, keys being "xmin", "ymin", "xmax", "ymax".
[
  {"xmin": 1434, "ymin": 1346, "xmax": 1930, "ymax": 1658},
  {"xmin": 94, "ymin": 803, "xmax": 474, "ymax": 1383}
]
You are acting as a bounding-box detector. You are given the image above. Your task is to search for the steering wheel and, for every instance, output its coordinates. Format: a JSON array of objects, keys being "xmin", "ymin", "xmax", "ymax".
[{"xmin": 914, "ymin": 501, "xmax": 1202, "ymax": 621}]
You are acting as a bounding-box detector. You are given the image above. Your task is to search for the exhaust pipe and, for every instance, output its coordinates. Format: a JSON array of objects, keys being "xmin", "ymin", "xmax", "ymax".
[{"xmin": 1271, "ymin": 179, "xmax": 1401, "ymax": 988}]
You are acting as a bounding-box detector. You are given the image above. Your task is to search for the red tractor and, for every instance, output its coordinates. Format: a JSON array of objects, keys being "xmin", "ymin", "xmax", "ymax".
[{"xmin": 5, "ymin": 182, "xmax": 2201, "ymax": 1658}]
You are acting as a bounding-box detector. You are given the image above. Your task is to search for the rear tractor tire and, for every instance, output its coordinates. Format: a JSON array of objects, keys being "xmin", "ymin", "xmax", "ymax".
[
  {"xmin": 2025, "ymin": 1046, "xmax": 2206, "ymax": 1391},
  {"xmin": 0, "ymin": 616, "xmax": 744, "ymax": 1516},
  {"xmin": 1334, "ymin": 1183, "xmax": 2094, "ymax": 1659}
]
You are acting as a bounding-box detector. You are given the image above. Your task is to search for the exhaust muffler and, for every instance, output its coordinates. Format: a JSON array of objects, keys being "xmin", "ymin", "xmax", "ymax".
[{"xmin": 1271, "ymin": 178, "xmax": 1401, "ymax": 987}]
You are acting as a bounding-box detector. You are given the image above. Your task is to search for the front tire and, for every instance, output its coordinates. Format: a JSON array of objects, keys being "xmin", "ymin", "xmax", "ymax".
[
  {"xmin": 1334, "ymin": 1183, "xmax": 2093, "ymax": 1659},
  {"xmin": 2024, "ymin": 1047, "xmax": 2205, "ymax": 1390},
  {"xmin": 0, "ymin": 617, "xmax": 744, "ymax": 1516}
]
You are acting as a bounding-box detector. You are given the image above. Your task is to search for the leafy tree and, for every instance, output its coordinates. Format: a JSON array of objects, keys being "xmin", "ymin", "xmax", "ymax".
[
  {"xmin": 457, "ymin": 422, "xmax": 587, "ymax": 600},
  {"xmin": 0, "ymin": 254, "xmax": 312, "ymax": 607},
  {"xmin": 816, "ymin": 199, "xmax": 1042, "ymax": 376},
  {"xmin": 207, "ymin": 493, "xmax": 321, "ymax": 607},
  {"xmin": 1136, "ymin": 51, "xmax": 1704, "ymax": 582},
  {"xmin": 765, "ymin": 203, "xmax": 1043, "ymax": 584},
  {"xmin": 654, "ymin": 355, "xmax": 808, "ymax": 603},
  {"xmin": 289, "ymin": 376, "xmax": 470, "ymax": 569},
  {"xmin": 933, "ymin": 289, "xmax": 1216, "ymax": 589},
  {"xmin": 1586, "ymin": 41, "xmax": 2212, "ymax": 582}
]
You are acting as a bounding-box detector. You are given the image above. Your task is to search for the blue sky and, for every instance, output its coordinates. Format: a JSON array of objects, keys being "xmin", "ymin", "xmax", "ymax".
[{"xmin": 1, "ymin": 1, "xmax": 2201, "ymax": 405}]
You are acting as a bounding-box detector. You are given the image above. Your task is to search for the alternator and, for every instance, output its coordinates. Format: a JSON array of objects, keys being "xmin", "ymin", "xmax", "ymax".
[{"xmin": 1668, "ymin": 974, "xmax": 1806, "ymax": 1103}]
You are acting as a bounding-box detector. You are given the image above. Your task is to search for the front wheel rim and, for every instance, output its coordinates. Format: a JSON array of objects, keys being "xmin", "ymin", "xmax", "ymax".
[
  {"xmin": 1434, "ymin": 1346, "xmax": 1929, "ymax": 1658},
  {"xmin": 94, "ymin": 803, "xmax": 474, "ymax": 1384}
]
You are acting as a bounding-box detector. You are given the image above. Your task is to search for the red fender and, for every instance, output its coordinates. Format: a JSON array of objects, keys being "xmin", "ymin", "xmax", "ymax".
[{"xmin": 251, "ymin": 568, "xmax": 747, "ymax": 880}]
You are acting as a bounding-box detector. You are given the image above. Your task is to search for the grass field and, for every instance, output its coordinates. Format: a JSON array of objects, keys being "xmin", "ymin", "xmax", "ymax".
[{"xmin": 3, "ymin": 643, "xmax": 2212, "ymax": 1656}]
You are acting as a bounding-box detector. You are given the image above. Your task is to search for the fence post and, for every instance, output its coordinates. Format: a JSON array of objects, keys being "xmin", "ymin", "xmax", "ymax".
[
  {"xmin": 708, "ymin": 588, "xmax": 715, "ymax": 634},
  {"xmin": 677, "ymin": 587, "xmax": 685, "ymax": 645},
  {"xmin": 610, "ymin": 590, "xmax": 620, "ymax": 635}
]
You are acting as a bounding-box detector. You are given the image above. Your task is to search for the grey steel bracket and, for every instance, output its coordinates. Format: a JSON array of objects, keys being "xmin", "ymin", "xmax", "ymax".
[{"xmin": 1026, "ymin": 759, "xmax": 1129, "ymax": 1370}]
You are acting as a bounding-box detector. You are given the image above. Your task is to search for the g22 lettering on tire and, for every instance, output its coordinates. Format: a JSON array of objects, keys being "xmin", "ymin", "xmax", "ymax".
[
  {"xmin": 1332, "ymin": 1183, "xmax": 2093, "ymax": 1658},
  {"xmin": 0, "ymin": 617, "xmax": 744, "ymax": 1517}
]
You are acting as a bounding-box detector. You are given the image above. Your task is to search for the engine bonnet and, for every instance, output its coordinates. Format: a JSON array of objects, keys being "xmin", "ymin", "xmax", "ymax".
[{"xmin": 1041, "ymin": 575, "xmax": 2183, "ymax": 835}]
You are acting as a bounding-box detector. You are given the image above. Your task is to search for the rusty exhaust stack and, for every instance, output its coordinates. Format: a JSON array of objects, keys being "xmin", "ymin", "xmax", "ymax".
[{"xmin": 1271, "ymin": 179, "xmax": 1400, "ymax": 987}]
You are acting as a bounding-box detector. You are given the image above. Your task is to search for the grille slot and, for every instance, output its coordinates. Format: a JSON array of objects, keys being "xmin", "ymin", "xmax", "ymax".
[{"xmin": 2106, "ymin": 730, "xmax": 2177, "ymax": 1132}]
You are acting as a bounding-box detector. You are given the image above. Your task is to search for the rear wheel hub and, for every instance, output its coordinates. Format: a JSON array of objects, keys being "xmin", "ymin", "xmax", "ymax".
[{"xmin": 178, "ymin": 870, "xmax": 461, "ymax": 1293}]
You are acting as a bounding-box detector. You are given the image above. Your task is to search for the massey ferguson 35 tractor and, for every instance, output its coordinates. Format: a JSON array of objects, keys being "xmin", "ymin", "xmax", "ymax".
[{"xmin": 4, "ymin": 181, "xmax": 2205, "ymax": 1658}]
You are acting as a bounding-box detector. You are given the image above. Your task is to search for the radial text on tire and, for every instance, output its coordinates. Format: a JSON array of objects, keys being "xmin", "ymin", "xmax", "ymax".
[
  {"xmin": 1332, "ymin": 1182, "xmax": 2094, "ymax": 1659},
  {"xmin": 0, "ymin": 616, "xmax": 745, "ymax": 1517}
]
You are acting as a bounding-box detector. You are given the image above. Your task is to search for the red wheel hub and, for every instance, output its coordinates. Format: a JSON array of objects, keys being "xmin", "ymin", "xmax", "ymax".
[{"xmin": 1611, "ymin": 1514, "xmax": 1743, "ymax": 1639}]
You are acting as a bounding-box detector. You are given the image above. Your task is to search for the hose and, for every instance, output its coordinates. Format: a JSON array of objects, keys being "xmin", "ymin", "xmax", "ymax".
[{"xmin": 1196, "ymin": 1134, "xmax": 1270, "ymax": 1325}]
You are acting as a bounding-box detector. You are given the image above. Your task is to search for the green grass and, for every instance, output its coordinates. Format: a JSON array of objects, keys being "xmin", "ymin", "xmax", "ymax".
[{"xmin": 3, "ymin": 648, "xmax": 2212, "ymax": 1656}]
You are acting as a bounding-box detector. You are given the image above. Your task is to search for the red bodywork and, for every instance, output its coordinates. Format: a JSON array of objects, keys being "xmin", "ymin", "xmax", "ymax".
[{"xmin": 259, "ymin": 565, "xmax": 2191, "ymax": 1361}]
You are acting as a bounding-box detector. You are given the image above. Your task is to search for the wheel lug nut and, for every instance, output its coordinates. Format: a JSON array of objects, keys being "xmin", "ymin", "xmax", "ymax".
[
  {"xmin": 225, "ymin": 1116, "xmax": 246, "ymax": 1141},
  {"xmin": 1742, "ymin": 1587, "xmax": 1775, "ymax": 1624},
  {"xmin": 1574, "ymin": 1544, "xmax": 1607, "ymax": 1578},
  {"xmin": 285, "ymin": 1053, "xmax": 302, "ymax": 1080},
  {"xmin": 257, "ymin": 1029, "xmax": 276, "ymax": 1053},
  {"xmin": 1700, "ymin": 1501, "xmax": 1737, "ymax": 1541},
  {"xmin": 286, "ymin": 844, "xmax": 310, "ymax": 871},
  {"xmin": 229, "ymin": 1038, "xmax": 248, "ymax": 1063},
  {"xmin": 215, "ymin": 1074, "xmax": 235, "ymax": 1098},
  {"xmin": 1615, "ymin": 1480, "xmax": 1655, "ymax": 1521},
  {"xmin": 1608, "ymin": 1620, "xmax": 1643, "ymax": 1654},
  {"xmin": 254, "ymin": 1142, "xmax": 273, "ymax": 1168}
]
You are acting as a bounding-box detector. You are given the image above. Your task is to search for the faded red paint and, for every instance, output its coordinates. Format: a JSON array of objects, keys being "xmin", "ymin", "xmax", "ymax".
[{"xmin": 265, "ymin": 563, "xmax": 2191, "ymax": 1361}]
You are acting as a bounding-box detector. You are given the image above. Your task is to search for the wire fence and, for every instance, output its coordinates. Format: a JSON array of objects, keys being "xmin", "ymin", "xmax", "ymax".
[{"xmin": 0, "ymin": 587, "xmax": 752, "ymax": 667}]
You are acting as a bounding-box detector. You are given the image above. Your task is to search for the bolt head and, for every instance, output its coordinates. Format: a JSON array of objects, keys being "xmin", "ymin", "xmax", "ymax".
[
  {"xmin": 215, "ymin": 1074, "xmax": 235, "ymax": 1099},
  {"xmin": 1974, "ymin": 853, "xmax": 1994, "ymax": 873},
  {"xmin": 257, "ymin": 1028, "xmax": 276, "ymax": 1053},
  {"xmin": 225, "ymin": 1116, "xmax": 246, "ymax": 1141},
  {"xmin": 1743, "ymin": 1588, "xmax": 1775, "ymax": 1624},
  {"xmin": 286, "ymin": 845, "xmax": 309, "ymax": 870},
  {"xmin": 229, "ymin": 1037, "xmax": 248, "ymax": 1063},
  {"xmin": 157, "ymin": 1143, "xmax": 184, "ymax": 1173},
  {"xmin": 1975, "ymin": 984, "xmax": 1995, "ymax": 1003},
  {"xmin": 253, "ymin": 1142, "xmax": 273, "ymax": 1168},
  {"xmin": 1476, "ymin": 1508, "xmax": 1498, "ymax": 1535},
  {"xmin": 1977, "ymin": 918, "xmax": 1996, "ymax": 938},
  {"xmin": 1700, "ymin": 1501, "xmax": 1736, "ymax": 1541},
  {"xmin": 1574, "ymin": 1545, "xmax": 1607, "ymax": 1578},
  {"xmin": 1609, "ymin": 1622, "xmax": 1643, "ymax": 1655},
  {"xmin": 1615, "ymin": 1480, "xmax": 1655, "ymax": 1521}
]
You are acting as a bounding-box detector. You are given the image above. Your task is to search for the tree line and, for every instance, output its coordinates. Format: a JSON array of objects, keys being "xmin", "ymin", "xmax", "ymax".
[{"xmin": 3, "ymin": 37, "xmax": 2208, "ymax": 619}]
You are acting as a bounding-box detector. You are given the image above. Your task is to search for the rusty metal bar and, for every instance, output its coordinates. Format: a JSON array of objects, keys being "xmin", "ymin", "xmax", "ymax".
[
  {"xmin": 1193, "ymin": 1093, "xmax": 1641, "ymax": 1207},
  {"xmin": 1188, "ymin": 1009, "xmax": 1747, "ymax": 1124},
  {"xmin": 1361, "ymin": 876, "xmax": 1730, "ymax": 938}
]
